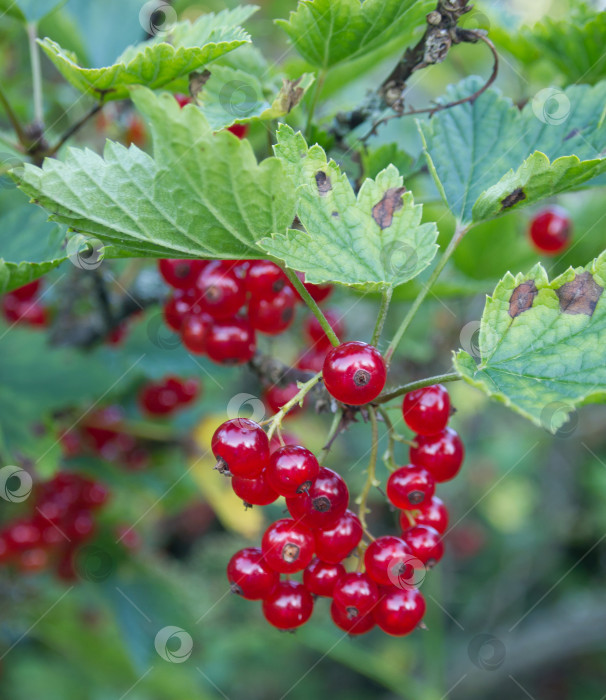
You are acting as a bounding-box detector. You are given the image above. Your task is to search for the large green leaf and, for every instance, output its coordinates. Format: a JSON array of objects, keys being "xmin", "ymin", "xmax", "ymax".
[
  {"xmin": 419, "ymin": 77, "xmax": 606, "ymax": 226},
  {"xmin": 275, "ymin": 0, "xmax": 432, "ymax": 69},
  {"xmin": 16, "ymin": 88, "xmax": 296, "ymax": 260},
  {"xmin": 259, "ymin": 125, "xmax": 438, "ymax": 291},
  {"xmin": 455, "ymin": 251, "xmax": 606, "ymax": 433},
  {"xmin": 0, "ymin": 0, "xmax": 65, "ymax": 22},
  {"xmin": 39, "ymin": 6, "xmax": 256, "ymax": 101}
]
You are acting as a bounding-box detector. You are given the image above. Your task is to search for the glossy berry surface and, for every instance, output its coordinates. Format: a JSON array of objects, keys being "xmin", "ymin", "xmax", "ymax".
[
  {"xmin": 227, "ymin": 547, "xmax": 278, "ymax": 600},
  {"xmin": 402, "ymin": 384, "xmax": 450, "ymax": 435},
  {"xmin": 403, "ymin": 495, "xmax": 449, "ymax": 535},
  {"xmin": 196, "ymin": 261, "xmax": 246, "ymax": 319},
  {"xmin": 294, "ymin": 272, "xmax": 332, "ymax": 303},
  {"xmin": 227, "ymin": 123, "xmax": 249, "ymax": 140},
  {"xmin": 323, "ymin": 341, "xmax": 386, "ymax": 406},
  {"xmin": 313, "ymin": 509, "xmax": 363, "ymax": 564},
  {"xmin": 248, "ymin": 286, "xmax": 297, "ymax": 335},
  {"xmin": 205, "ymin": 318, "xmax": 256, "ymax": 365},
  {"xmin": 181, "ymin": 313, "xmax": 213, "ymax": 354},
  {"xmin": 333, "ymin": 572, "xmax": 379, "ymax": 618},
  {"xmin": 409, "ymin": 427, "xmax": 464, "ymax": 482},
  {"xmin": 402, "ymin": 525, "xmax": 444, "ymax": 566},
  {"xmin": 163, "ymin": 290, "xmax": 200, "ymax": 331},
  {"xmin": 262, "ymin": 580, "xmax": 313, "ymax": 630},
  {"xmin": 245, "ymin": 260, "xmax": 288, "ymax": 297},
  {"xmin": 303, "ymin": 558, "xmax": 345, "ymax": 597},
  {"xmin": 529, "ymin": 206, "xmax": 572, "ymax": 254},
  {"xmin": 231, "ymin": 470, "xmax": 279, "ymax": 506},
  {"xmin": 286, "ymin": 467, "xmax": 349, "ymax": 528},
  {"xmin": 330, "ymin": 599, "xmax": 375, "ymax": 635},
  {"xmin": 364, "ymin": 535, "xmax": 413, "ymax": 587},
  {"xmin": 296, "ymin": 347, "xmax": 328, "ymax": 372},
  {"xmin": 211, "ymin": 418, "xmax": 269, "ymax": 478},
  {"xmin": 264, "ymin": 382, "xmax": 301, "ymax": 416},
  {"xmin": 266, "ymin": 445, "xmax": 319, "ymax": 497},
  {"xmin": 304, "ymin": 310, "xmax": 345, "ymax": 350},
  {"xmin": 158, "ymin": 259, "xmax": 205, "ymax": 290},
  {"xmin": 386, "ymin": 465, "xmax": 435, "ymax": 510},
  {"xmin": 261, "ymin": 518, "xmax": 314, "ymax": 574},
  {"xmin": 373, "ymin": 587, "xmax": 426, "ymax": 636}
]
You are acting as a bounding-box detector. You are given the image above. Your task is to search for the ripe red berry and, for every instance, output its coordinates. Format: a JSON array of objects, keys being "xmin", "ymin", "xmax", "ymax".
[
  {"xmin": 303, "ymin": 558, "xmax": 345, "ymax": 597},
  {"xmin": 196, "ymin": 261, "xmax": 246, "ymax": 319},
  {"xmin": 401, "ymin": 525, "xmax": 444, "ymax": 566},
  {"xmin": 158, "ymin": 259, "xmax": 205, "ymax": 290},
  {"xmin": 323, "ymin": 341, "xmax": 386, "ymax": 406},
  {"xmin": 402, "ymin": 384, "xmax": 450, "ymax": 435},
  {"xmin": 333, "ymin": 572, "xmax": 379, "ymax": 619},
  {"xmin": 262, "ymin": 580, "xmax": 313, "ymax": 630},
  {"xmin": 205, "ymin": 317, "xmax": 256, "ymax": 365},
  {"xmin": 409, "ymin": 427, "xmax": 464, "ymax": 482},
  {"xmin": 227, "ymin": 547, "xmax": 278, "ymax": 600},
  {"xmin": 386, "ymin": 465, "xmax": 435, "ymax": 510},
  {"xmin": 5, "ymin": 521, "xmax": 41, "ymax": 551},
  {"xmin": 264, "ymin": 382, "xmax": 301, "ymax": 416},
  {"xmin": 139, "ymin": 382, "xmax": 180, "ymax": 416},
  {"xmin": 10, "ymin": 279, "xmax": 41, "ymax": 301},
  {"xmin": 231, "ymin": 470, "xmax": 279, "ymax": 506},
  {"xmin": 314, "ymin": 510, "xmax": 363, "ymax": 563},
  {"xmin": 303, "ymin": 310, "xmax": 345, "ymax": 350},
  {"xmin": 262, "ymin": 518, "xmax": 315, "ymax": 574},
  {"xmin": 405, "ymin": 495, "xmax": 449, "ymax": 534},
  {"xmin": 296, "ymin": 346, "xmax": 328, "ymax": 372},
  {"xmin": 80, "ymin": 481, "xmax": 109, "ymax": 509},
  {"xmin": 266, "ymin": 445, "xmax": 320, "ymax": 497},
  {"xmin": 227, "ymin": 123, "xmax": 249, "ymax": 140},
  {"xmin": 181, "ymin": 313, "xmax": 213, "ymax": 354},
  {"xmin": 211, "ymin": 418, "xmax": 269, "ymax": 478},
  {"xmin": 174, "ymin": 93, "xmax": 192, "ymax": 108},
  {"xmin": 286, "ymin": 467, "xmax": 349, "ymax": 529},
  {"xmin": 67, "ymin": 510, "xmax": 96, "ymax": 541},
  {"xmin": 248, "ymin": 286, "xmax": 297, "ymax": 335},
  {"xmin": 373, "ymin": 587, "xmax": 426, "ymax": 636},
  {"xmin": 364, "ymin": 536, "xmax": 414, "ymax": 587},
  {"xmin": 293, "ymin": 272, "xmax": 332, "ymax": 303},
  {"xmin": 529, "ymin": 206, "xmax": 572, "ymax": 255},
  {"xmin": 168, "ymin": 376, "xmax": 199, "ymax": 405},
  {"xmin": 330, "ymin": 599, "xmax": 375, "ymax": 634},
  {"xmin": 269, "ymin": 431, "xmax": 300, "ymax": 454},
  {"xmin": 245, "ymin": 260, "xmax": 288, "ymax": 298},
  {"xmin": 163, "ymin": 290, "xmax": 201, "ymax": 332}
]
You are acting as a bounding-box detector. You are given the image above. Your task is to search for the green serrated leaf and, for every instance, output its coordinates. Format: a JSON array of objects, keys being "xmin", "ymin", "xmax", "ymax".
[
  {"xmin": 419, "ymin": 77, "xmax": 606, "ymax": 225},
  {"xmin": 16, "ymin": 88, "xmax": 296, "ymax": 260},
  {"xmin": 454, "ymin": 251, "xmax": 606, "ymax": 432},
  {"xmin": 39, "ymin": 6, "xmax": 256, "ymax": 100},
  {"xmin": 259, "ymin": 125, "xmax": 438, "ymax": 291},
  {"xmin": 361, "ymin": 143, "xmax": 416, "ymax": 181},
  {"xmin": 276, "ymin": 0, "xmax": 432, "ymax": 69}
]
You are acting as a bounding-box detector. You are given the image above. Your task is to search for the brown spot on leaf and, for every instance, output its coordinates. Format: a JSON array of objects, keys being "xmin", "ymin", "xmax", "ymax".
[
  {"xmin": 556, "ymin": 271, "xmax": 603, "ymax": 316},
  {"xmin": 509, "ymin": 280, "xmax": 538, "ymax": 318},
  {"xmin": 372, "ymin": 187, "xmax": 406, "ymax": 229},
  {"xmin": 275, "ymin": 77, "xmax": 306, "ymax": 113},
  {"xmin": 189, "ymin": 69, "xmax": 211, "ymax": 99},
  {"xmin": 315, "ymin": 171, "xmax": 332, "ymax": 196},
  {"xmin": 501, "ymin": 188, "xmax": 526, "ymax": 210}
]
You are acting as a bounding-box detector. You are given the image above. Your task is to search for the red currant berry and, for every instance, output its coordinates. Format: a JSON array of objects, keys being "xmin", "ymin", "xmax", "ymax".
[
  {"xmin": 296, "ymin": 347, "xmax": 328, "ymax": 372},
  {"xmin": 181, "ymin": 313, "xmax": 213, "ymax": 354},
  {"xmin": 158, "ymin": 259, "xmax": 205, "ymax": 290},
  {"xmin": 167, "ymin": 376, "xmax": 199, "ymax": 405},
  {"xmin": 333, "ymin": 572, "xmax": 379, "ymax": 619},
  {"xmin": 196, "ymin": 261, "xmax": 246, "ymax": 319},
  {"xmin": 116, "ymin": 525, "xmax": 142, "ymax": 551},
  {"xmin": 231, "ymin": 470, "xmax": 279, "ymax": 506},
  {"xmin": 406, "ymin": 495, "xmax": 449, "ymax": 534},
  {"xmin": 303, "ymin": 558, "xmax": 346, "ymax": 597},
  {"xmin": 402, "ymin": 384, "xmax": 450, "ymax": 435},
  {"xmin": 245, "ymin": 260, "xmax": 288, "ymax": 298},
  {"xmin": 11, "ymin": 279, "xmax": 42, "ymax": 301},
  {"xmin": 293, "ymin": 272, "xmax": 332, "ymax": 303},
  {"xmin": 139, "ymin": 382, "xmax": 180, "ymax": 416},
  {"xmin": 227, "ymin": 123, "xmax": 249, "ymax": 140},
  {"xmin": 67, "ymin": 510, "xmax": 96, "ymax": 541},
  {"xmin": 323, "ymin": 341, "xmax": 386, "ymax": 406},
  {"xmin": 266, "ymin": 445, "xmax": 320, "ymax": 497},
  {"xmin": 174, "ymin": 93, "xmax": 192, "ymax": 108},
  {"xmin": 303, "ymin": 310, "xmax": 345, "ymax": 350},
  {"xmin": 373, "ymin": 587, "xmax": 425, "ymax": 636},
  {"xmin": 401, "ymin": 525, "xmax": 443, "ymax": 566},
  {"xmin": 387, "ymin": 465, "xmax": 435, "ymax": 510},
  {"xmin": 529, "ymin": 205, "xmax": 571, "ymax": 255},
  {"xmin": 262, "ymin": 580, "xmax": 313, "ymax": 630},
  {"xmin": 164, "ymin": 289, "xmax": 202, "ymax": 332},
  {"xmin": 125, "ymin": 114, "xmax": 146, "ymax": 147},
  {"xmin": 364, "ymin": 536, "xmax": 414, "ymax": 587},
  {"xmin": 248, "ymin": 286, "xmax": 297, "ymax": 335},
  {"xmin": 264, "ymin": 383, "xmax": 301, "ymax": 416},
  {"xmin": 314, "ymin": 510, "xmax": 363, "ymax": 564},
  {"xmin": 5, "ymin": 521, "xmax": 41, "ymax": 551},
  {"xmin": 261, "ymin": 518, "xmax": 315, "ymax": 574},
  {"xmin": 330, "ymin": 599, "xmax": 375, "ymax": 634},
  {"xmin": 269, "ymin": 431, "xmax": 299, "ymax": 454},
  {"xmin": 286, "ymin": 467, "xmax": 349, "ymax": 529},
  {"xmin": 205, "ymin": 317, "xmax": 256, "ymax": 365},
  {"xmin": 211, "ymin": 418, "xmax": 269, "ymax": 478},
  {"xmin": 80, "ymin": 481, "xmax": 110, "ymax": 509},
  {"xmin": 227, "ymin": 547, "xmax": 278, "ymax": 600},
  {"xmin": 409, "ymin": 427, "xmax": 464, "ymax": 482}
]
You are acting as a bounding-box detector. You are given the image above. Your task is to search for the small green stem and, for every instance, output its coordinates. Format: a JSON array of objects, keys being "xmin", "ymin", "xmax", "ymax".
[
  {"xmin": 27, "ymin": 22, "xmax": 44, "ymax": 128},
  {"xmin": 319, "ymin": 409, "xmax": 342, "ymax": 462},
  {"xmin": 0, "ymin": 84, "xmax": 27, "ymax": 147},
  {"xmin": 385, "ymin": 223, "xmax": 469, "ymax": 363},
  {"xmin": 284, "ymin": 268, "xmax": 340, "ymax": 346},
  {"xmin": 305, "ymin": 70, "xmax": 326, "ymax": 139},
  {"xmin": 370, "ymin": 287, "xmax": 392, "ymax": 347},
  {"xmin": 377, "ymin": 371, "xmax": 461, "ymax": 405},
  {"xmin": 357, "ymin": 406, "xmax": 379, "ymax": 541},
  {"xmin": 265, "ymin": 371, "xmax": 322, "ymax": 440},
  {"xmin": 377, "ymin": 407, "xmax": 398, "ymax": 472}
]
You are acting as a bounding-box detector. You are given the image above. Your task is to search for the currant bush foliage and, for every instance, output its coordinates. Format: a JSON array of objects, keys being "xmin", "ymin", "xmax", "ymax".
[
  {"xmin": 260, "ymin": 126, "xmax": 438, "ymax": 291},
  {"xmin": 456, "ymin": 251, "xmax": 606, "ymax": 432}
]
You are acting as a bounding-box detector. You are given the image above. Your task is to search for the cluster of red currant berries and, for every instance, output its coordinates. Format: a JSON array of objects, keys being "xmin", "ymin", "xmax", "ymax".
[
  {"xmin": 0, "ymin": 471, "xmax": 108, "ymax": 579},
  {"xmin": 1, "ymin": 279, "xmax": 48, "ymax": 327},
  {"xmin": 139, "ymin": 375, "xmax": 200, "ymax": 416},
  {"xmin": 529, "ymin": 205, "xmax": 572, "ymax": 255}
]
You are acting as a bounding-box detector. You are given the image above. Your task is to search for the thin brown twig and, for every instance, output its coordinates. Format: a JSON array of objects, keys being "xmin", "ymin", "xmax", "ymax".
[{"xmin": 46, "ymin": 103, "xmax": 104, "ymax": 157}]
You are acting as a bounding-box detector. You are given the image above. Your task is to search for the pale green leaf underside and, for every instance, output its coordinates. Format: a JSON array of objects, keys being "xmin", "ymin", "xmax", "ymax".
[
  {"xmin": 275, "ymin": 0, "xmax": 433, "ymax": 69},
  {"xmin": 16, "ymin": 88, "xmax": 295, "ymax": 260},
  {"xmin": 259, "ymin": 125, "xmax": 438, "ymax": 290},
  {"xmin": 419, "ymin": 77, "xmax": 606, "ymax": 225},
  {"xmin": 39, "ymin": 6, "xmax": 256, "ymax": 100},
  {"xmin": 455, "ymin": 251, "xmax": 606, "ymax": 432}
]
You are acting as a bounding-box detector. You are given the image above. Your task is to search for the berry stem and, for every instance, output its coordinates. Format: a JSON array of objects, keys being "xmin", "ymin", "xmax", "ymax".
[
  {"xmin": 356, "ymin": 406, "xmax": 379, "ymax": 541},
  {"xmin": 27, "ymin": 22, "xmax": 44, "ymax": 129},
  {"xmin": 320, "ymin": 409, "xmax": 343, "ymax": 461},
  {"xmin": 377, "ymin": 408, "xmax": 404, "ymax": 472},
  {"xmin": 265, "ymin": 371, "xmax": 323, "ymax": 440},
  {"xmin": 377, "ymin": 371, "xmax": 461, "ymax": 405},
  {"xmin": 0, "ymin": 83, "xmax": 28, "ymax": 148},
  {"xmin": 370, "ymin": 287, "xmax": 393, "ymax": 347},
  {"xmin": 384, "ymin": 223, "xmax": 470, "ymax": 364},
  {"xmin": 283, "ymin": 268, "xmax": 340, "ymax": 346}
]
